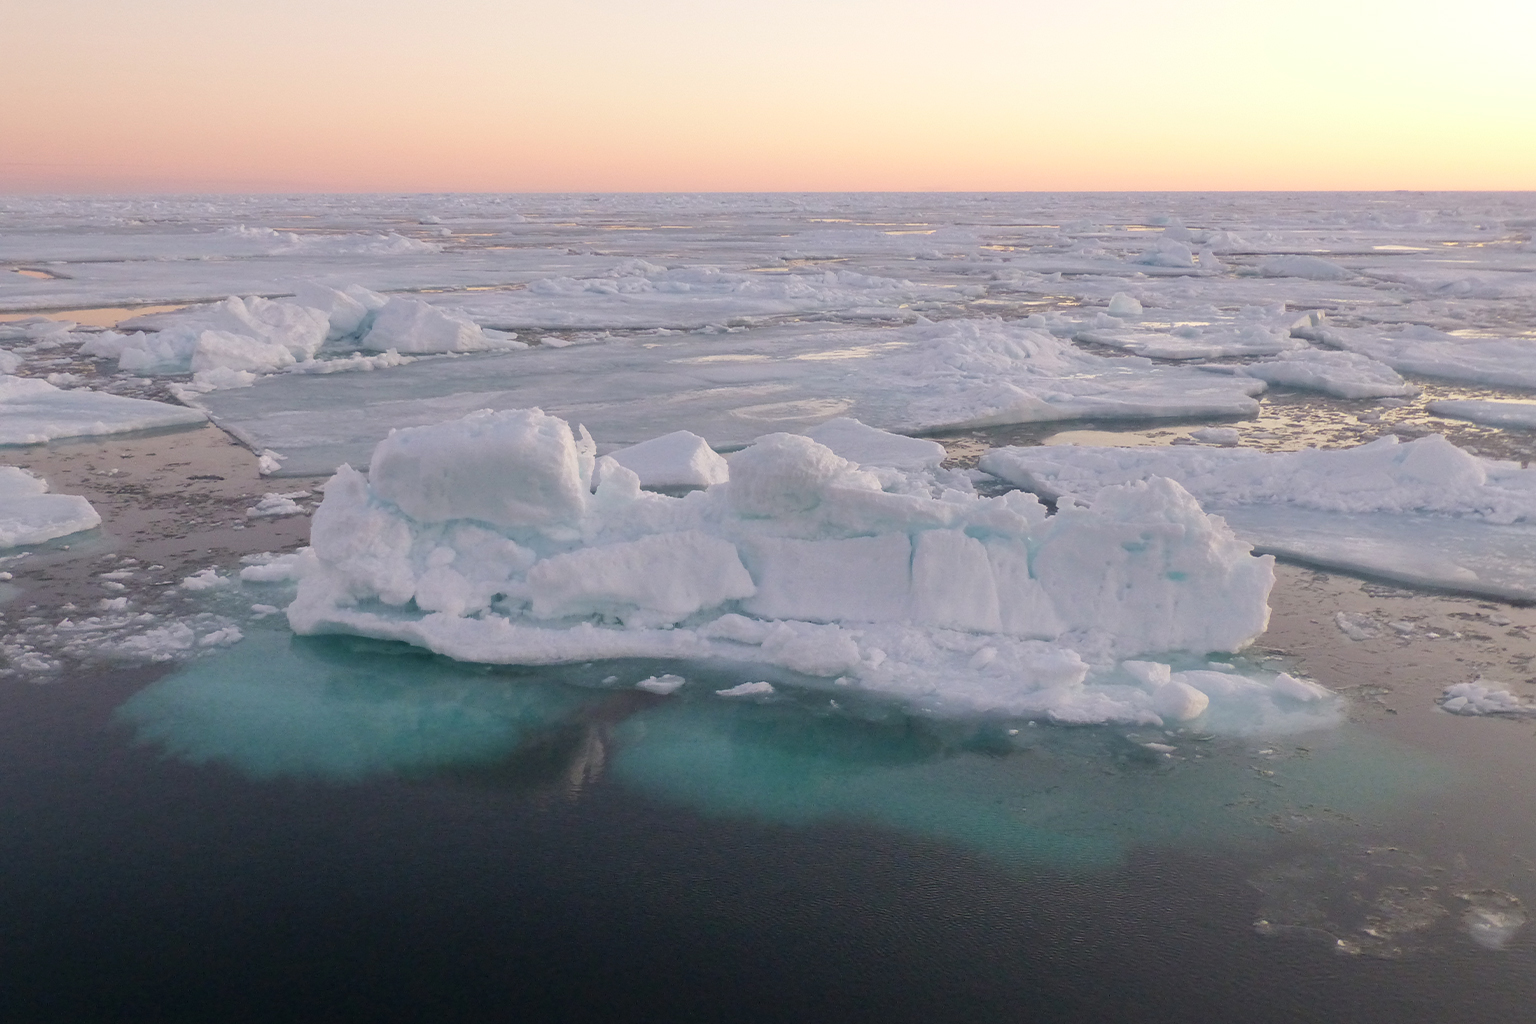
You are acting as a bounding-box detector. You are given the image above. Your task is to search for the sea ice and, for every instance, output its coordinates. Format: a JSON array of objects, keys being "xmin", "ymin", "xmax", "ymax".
[
  {"xmin": 0, "ymin": 465, "xmax": 100, "ymax": 547},
  {"xmin": 190, "ymin": 317, "xmax": 1267, "ymax": 477},
  {"xmin": 0, "ymin": 374, "xmax": 205, "ymax": 444},
  {"xmin": 1438, "ymin": 681, "xmax": 1532, "ymax": 716},
  {"xmin": 1240, "ymin": 349, "xmax": 1416, "ymax": 400},
  {"xmin": 980, "ymin": 435, "xmax": 1536, "ymax": 599},
  {"xmin": 605, "ymin": 430, "xmax": 729, "ymax": 489},
  {"xmin": 266, "ymin": 408, "xmax": 1316, "ymax": 728},
  {"xmin": 1425, "ymin": 399, "xmax": 1536, "ymax": 430}
]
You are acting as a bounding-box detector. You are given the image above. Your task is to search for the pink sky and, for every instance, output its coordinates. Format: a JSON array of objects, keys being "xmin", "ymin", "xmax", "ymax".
[{"xmin": 4, "ymin": 0, "xmax": 1533, "ymax": 193}]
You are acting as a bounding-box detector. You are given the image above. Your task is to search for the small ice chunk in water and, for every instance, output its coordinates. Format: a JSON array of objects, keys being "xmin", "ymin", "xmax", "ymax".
[
  {"xmin": 1439, "ymin": 681, "xmax": 1531, "ymax": 715},
  {"xmin": 1188, "ymin": 427, "xmax": 1240, "ymax": 446},
  {"xmin": 246, "ymin": 492, "xmax": 308, "ymax": 518},
  {"xmin": 181, "ymin": 568, "xmax": 229, "ymax": 591},
  {"xmin": 636, "ymin": 674, "xmax": 687, "ymax": 695},
  {"xmin": 716, "ymin": 681, "xmax": 774, "ymax": 698}
]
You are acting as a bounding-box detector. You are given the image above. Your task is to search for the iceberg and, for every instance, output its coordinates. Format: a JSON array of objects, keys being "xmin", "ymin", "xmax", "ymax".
[{"xmin": 272, "ymin": 408, "xmax": 1317, "ymax": 728}]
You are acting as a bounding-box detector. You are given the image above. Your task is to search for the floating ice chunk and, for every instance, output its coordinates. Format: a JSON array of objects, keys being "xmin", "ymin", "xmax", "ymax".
[
  {"xmin": 286, "ymin": 409, "xmax": 1280, "ymax": 722},
  {"xmin": 636, "ymin": 674, "xmax": 686, "ymax": 695},
  {"xmin": 1242, "ymin": 349, "xmax": 1416, "ymax": 399},
  {"xmin": 804, "ymin": 418, "xmax": 946, "ymax": 472},
  {"xmin": 181, "ymin": 568, "xmax": 229, "ymax": 591},
  {"xmin": 256, "ymin": 449, "xmax": 285, "ymax": 475},
  {"xmin": 1188, "ymin": 427, "xmax": 1240, "ymax": 446},
  {"xmin": 1426, "ymin": 399, "xmax": 1536, "ymax": 430},
  {"xmin": 0, "ymin": 375, "xmax": 204, "ymax": 445},
  {"xmin": 1438, "ymin": 681, "xmax": 1532, "ymax": 715},
  {"xmin": 1106, "ymin": 293, "xmax": 1143, "ymax": 317},
  {"xmin": 716, "ymin": 681, "xmax": 775, "ymax": 698},
  {"xmin": 120, "ymin": 295, "xmax": 330, "ymax": 364},
  {"xmin": 1151, "ymin": 680, "xmax": 1210, "ymax": 721},
  {"xmin": 246, "ymin": 491, "xmax": 308, "ymax": 518},
  {"xmin": 1259, "ymin": 255, "xmax": 1352, "ymax": 280},
  {"xmin": 606, "ymin": 430, "xmax": 728, "ymax": 488},
  {"xmin": 358, "ymin": 296, "xmax": 522, "ymax": 354},
  {"xmin": 0, "ymin": 351, "xmax": 21, "ymax": 374},
  {"xmin": 1335, "ymin": 612, "xmax": 1379, "ymax": 641},
  {"xmin": 0, "ymin": 465, "xmax": 100, "ymax": 547},
  {"xmin": 239, "ymin": 548, "xmax": 319, "ymax": 583}
]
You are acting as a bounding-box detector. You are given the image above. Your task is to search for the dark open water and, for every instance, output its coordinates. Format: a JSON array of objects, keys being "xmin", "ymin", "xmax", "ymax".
[{"xmin": 3, "ymin": 623, "xmax": 1535, "ymax": 1024}]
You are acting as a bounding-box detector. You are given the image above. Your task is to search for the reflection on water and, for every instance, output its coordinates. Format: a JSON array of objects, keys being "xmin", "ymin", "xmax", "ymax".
[{"xmin": 120, "ymin": 624, "xmax": 1448, "ymax": 876}]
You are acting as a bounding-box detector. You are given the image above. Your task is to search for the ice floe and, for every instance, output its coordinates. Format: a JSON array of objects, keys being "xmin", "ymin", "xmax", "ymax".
[
  {"xmin": 190, "ymin": 317, "xmax": 1267, "ymax": 477},
  {"xmin": 0, "ymin": 374, "xmax": 205, "ymax": 444},
  {"xmin": 258, "ymin": 407, "xmax": 1340, "ymax": 731},
  {"xmin": 0, "ymin": 465, "xmax": 100, "ymax": 547},
  {"xmin": 980, "ymin": 435, "xmax": 1536, "ymax": 599}
]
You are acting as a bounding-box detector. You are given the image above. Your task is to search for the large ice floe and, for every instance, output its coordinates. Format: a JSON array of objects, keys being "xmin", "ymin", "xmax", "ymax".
[
  {"xmin": 980, "ymin": 434, "xmax": 1536, "ymax": 600},
  {"xmin": 0, "ymin": 466, "xmax": 100, "ymax": 547},
  {"xmin": 191, "ymin": 317, "xmax": 1266, "ymax": 477},
  {"xmin": 268, "ymin": 407, "xmax": 1336, "ymax": 732},
  {"xmin": 0, "ymin": 374, "xmax": 206, "ymax": 444}
]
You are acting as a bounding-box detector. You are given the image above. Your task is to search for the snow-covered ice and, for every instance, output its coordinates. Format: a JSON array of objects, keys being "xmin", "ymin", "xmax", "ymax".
[
  {"xmin": 1240, "ymin": 349, "xmax": 1417, "ymax": 400},
  {"xmin": 0, "ymin": 465, "xmax": 100, "ymax": 547},
  {"xmin": 980, "ymin": 435, "xmax": 1536, "ymax": 599},
  {"xmin": 1426, "ymin": 399, "xmax": 1536, "ymax": 430},
  {"xmin": 605, "ymin": 431, "xmax": 729, "ymax": 489},
  {"xmin": 188, "ymin": 317, "xmax": 1266, "ymax": 477},
  {"xmin": 256, "ymin": 407, "xmax": 1340, "ymax": 731},
  {"xmin": 0, "ymin": 375, "xmax": 205, "ymax": 444}
]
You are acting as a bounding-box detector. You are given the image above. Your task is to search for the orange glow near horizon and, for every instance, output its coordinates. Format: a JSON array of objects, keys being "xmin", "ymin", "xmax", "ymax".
[{"xmin": 3, "ymin": 0, "xmax": 1533, "ymax": 193}]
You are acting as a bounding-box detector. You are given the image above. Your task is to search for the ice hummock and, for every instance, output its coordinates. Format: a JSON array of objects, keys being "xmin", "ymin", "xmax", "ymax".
[
  {"xmin": 0, "ymin": 465, "xmax": 100, "ymax": 547},
  {"xmin": 268, "ymin": 408, "xmax": 1332, "ymax": 730},
  {"xmin": 980, "ymin": 434, "xmax": 1536, "ymax": 599}
]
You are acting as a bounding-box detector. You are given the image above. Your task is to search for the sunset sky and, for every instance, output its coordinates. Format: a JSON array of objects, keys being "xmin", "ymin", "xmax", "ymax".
[{"xmin": 3, "ymin": 0, "xmax": 1533, "ymax": 193}]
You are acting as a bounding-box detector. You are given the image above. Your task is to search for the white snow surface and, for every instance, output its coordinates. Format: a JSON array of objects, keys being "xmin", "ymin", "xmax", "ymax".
[
  {"xmin": 0, "ymin": 465, "xmax": 101, "ymax": 547},
  {"xmin": 275, "ymin": 409, "xmax": 1309, "ymax": 728},
  {"xmin": 0, "ymin": 374, "xmax": 205, "ymax": 444},
  {"xmin": 1439, "ymin": 682, "xmax": 1532, "ymax": 716}
]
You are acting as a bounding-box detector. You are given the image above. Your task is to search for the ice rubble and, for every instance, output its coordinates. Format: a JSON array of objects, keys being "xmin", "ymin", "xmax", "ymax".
[
  {"xmin": 979, "ymin": 435, "xmax": 1536, "ymax": 599},
  {"xmin": 0, "ymin": 374, "xmax": 205, "ymax": 444},
  {"xmin": 263, "ymin": 408, "xmax": 1336, "ymax": 731},
  {"xmin": 80, "ymin": 289, "xmax": 522, "ymax": 386},
  {"xmin": 1439, "ymin": 681, "xmax": 1533, "ymax": 716},
  {"xmin": 0, "ymin": 465, "xmax": 100, "ymax": 547}
]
